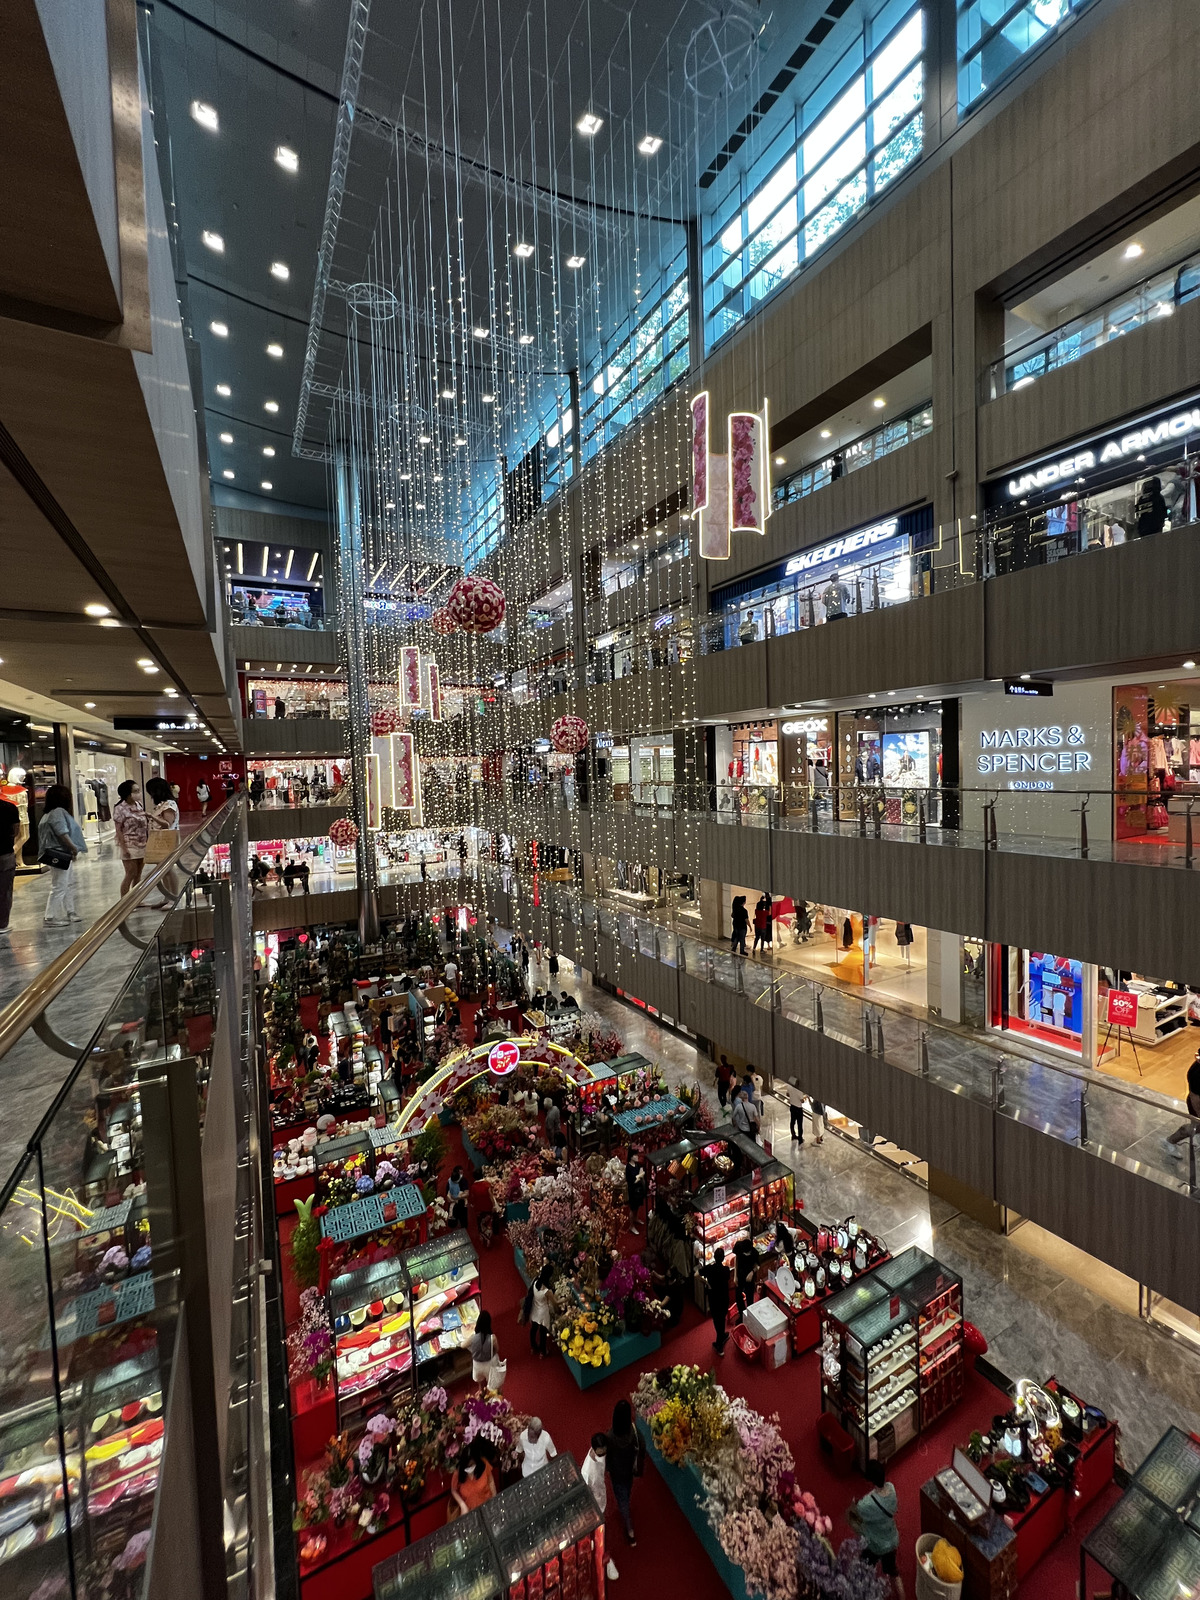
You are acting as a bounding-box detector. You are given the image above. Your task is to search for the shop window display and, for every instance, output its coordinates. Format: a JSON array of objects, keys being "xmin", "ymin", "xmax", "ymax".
[
  {"xmin": 990, "ymin": 947, "xmax": 1085, "ymax": 1055},
  {"xmin": 836, "ymin": 703, "xmax": 944, "ymax": 825},
  {"xmin": 1114, "ymin": 679, "xmax": 1199, "ymax": 843},
  {"xmin": 248, "ymin": 677, "xmax": 348, "ymax": 720}
]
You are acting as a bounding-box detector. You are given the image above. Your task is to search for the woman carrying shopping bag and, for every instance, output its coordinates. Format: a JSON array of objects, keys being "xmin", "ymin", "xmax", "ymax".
[
  {"xmin": 143, "ymin": 777, "xmax": 180, "ymax": 910},
  {"xmin": 39, "ymin": 785, "xmax": 87, "ymax": 927}
]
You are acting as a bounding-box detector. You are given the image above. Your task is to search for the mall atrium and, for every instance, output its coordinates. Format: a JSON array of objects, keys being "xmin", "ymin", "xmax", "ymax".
[{"xmin": 1, "ymin": 2, "xmax": 1199, "ymax": 1598}]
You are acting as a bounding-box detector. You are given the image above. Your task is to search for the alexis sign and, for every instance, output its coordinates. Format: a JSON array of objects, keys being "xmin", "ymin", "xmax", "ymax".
[
  {"xmin": 977, "ymin": 723, "xmax": 1092, "ymax": 784},
  {"xmin": 488, "ymin": 1040, "xmax": 521, "ymax": 1077},
  {"xmin": 1003, "ymin": 396, "xmax": 1200, "ymax": 498}
]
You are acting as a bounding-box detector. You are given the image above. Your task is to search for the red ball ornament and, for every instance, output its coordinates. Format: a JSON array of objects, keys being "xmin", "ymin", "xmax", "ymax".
[
  {"xmin": 551, "ymin": 714, "xmax": 589, "ymax": 755},
  {"xmin": 370, "ymin": 708, "xmax": 403, "ymax": 737},
  {"xmin": 446, "ymin": 574, "xmax": 506, "ymax": 635},
  {"xmin": 430, "ymin": 608, "xmax": 456, "ymax": 637},
  {"xmin": 329, "ymin": 817, "xmax": 359, "ymax": 848}
]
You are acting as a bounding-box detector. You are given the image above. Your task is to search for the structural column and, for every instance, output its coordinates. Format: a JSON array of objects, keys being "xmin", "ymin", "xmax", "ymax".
[{"xmin": 335, "ymin": 451, "xmax": 380, "ymax": 942}]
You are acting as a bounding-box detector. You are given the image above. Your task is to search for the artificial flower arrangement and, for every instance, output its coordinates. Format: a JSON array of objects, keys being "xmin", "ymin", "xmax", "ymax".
[
  {"xmin": 633, "ymin": 1366, "xmax": 886, "ymax": 1600},
  {"xmin": 675, "ymin": 1080, "xmax": 717, "ymax": 1133},
  {"xmin": 461, "ymin": 1103, "xmax": 535, "ymax": 1164},
  {"xmin": 555, "ymin": 1309, "xmax": 612, "ymax": 1369},
  {"xmin": 600, "ymin": 1255, "xmax": 666, "ymax": 1332},
  {"xmin": 287, "ymin": 1287, "xmax": 335, "ymax": 1388}
]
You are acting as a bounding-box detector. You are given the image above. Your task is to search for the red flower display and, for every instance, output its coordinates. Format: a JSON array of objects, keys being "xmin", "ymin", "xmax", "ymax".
[
  {"xmin": 431, "ymin": 608, "xmax": 456, "ymax": 636},
  {"xmin": 370, "ymin": 708, "xmax": 403, "ymax": 737},
  {"xmin": 446, "ymin": 574, "xmax": 506, "ymax": 634},
  {"xmin": 551, "ymin": 714, "xmax": 589, "ymax": 755},
  {"xmin": 328, "ymin": 817, "xmax": 359, "ymax": 848}
]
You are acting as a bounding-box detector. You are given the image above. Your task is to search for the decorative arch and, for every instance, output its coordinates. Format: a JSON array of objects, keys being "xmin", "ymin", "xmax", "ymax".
[{"xmin": 393, "ymin": 1036, "xmax": 608, "ymax": 1134}]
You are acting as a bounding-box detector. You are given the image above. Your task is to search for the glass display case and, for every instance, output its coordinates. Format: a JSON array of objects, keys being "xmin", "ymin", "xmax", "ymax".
[
  {"xmin": 821, "ymin": 1247, "xmax": 964, "ymax": 1469},
  {"xmin": 373, "ymin": 1508, "xmax": 503, "ymax": 1600},
  {"xmin": 749, "ymin": 1161, "xmax": 794, "ymax": 1246},
  {"xmin": 483, "ymin": 1453, "xmax": 604, "ymax": 1600},
  {"xmin": 0, "ymin": 1395, "xmax": 79, "ymax": 1593},
  {"xmin": 648, "ymin": 1135, "xmax": 735, "ymax": 1207},
  {"xmin": 1083, "ymin": 1426, "xmax": 1200, "ymax": 1600},
  {"xmin": 403, "ymin": 1230, "xmax": 481, "ymax": 1389},
  {"xmin": 329, "ymin": 1258, "xmax": 413, "ymax": 1424},
  {"xmin": 692, "ymin": 1177, "xmax": 752, "ymax": 1268},
  {"xmin": 314, "ymin": 1130, "xmax": 371, "ymax": 1204}
]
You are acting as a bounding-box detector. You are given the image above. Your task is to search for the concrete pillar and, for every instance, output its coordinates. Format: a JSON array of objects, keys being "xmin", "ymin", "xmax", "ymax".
[{"xmin": 926, "ymin": 928, "xmax": 962, "ymax": 1023}]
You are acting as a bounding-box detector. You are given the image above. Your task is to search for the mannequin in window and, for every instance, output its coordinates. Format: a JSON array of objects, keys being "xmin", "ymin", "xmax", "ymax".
[{"xmin": 821, "ymin": 570, "xmax": 851, "ymax": 621}]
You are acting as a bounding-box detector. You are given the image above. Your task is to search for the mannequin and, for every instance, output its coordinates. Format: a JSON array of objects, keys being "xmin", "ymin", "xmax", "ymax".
[
  {"xmin": 821, "ymin": 569, "xmax": 851, "ymax": 621},
  {"xmin": 0, "ymin": 766, "xmax": 30, "ymax": 859}
]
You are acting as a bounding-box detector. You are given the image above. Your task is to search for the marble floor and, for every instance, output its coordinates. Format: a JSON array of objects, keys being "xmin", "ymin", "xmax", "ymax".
[{"xmin": 542, "ymin": 951, "xmax": 1200, "ymax": 1471}]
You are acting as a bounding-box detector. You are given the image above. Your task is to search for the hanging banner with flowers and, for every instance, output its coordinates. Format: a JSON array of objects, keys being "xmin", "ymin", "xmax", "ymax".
[
  {"xmin": 391, "ymin": 732, "xmax": 416, "ymax": 810},
  {"xmin": 399, "ymin": 646, "xmax": 423, "ymax": 709},
  {"xmin": 426, "ymin": 658, "xmax": 442, "ymax": 722},
  {"xmin": 699, "ymin": 454, "xmax": 730, "ymax": 560},
  {"xmin": 691, "ymin": 390, "xmax": 710, "ymax": 512},
  {"xmin": 728, "ymin": 408, "xmax": 770, "ymax": 534}
]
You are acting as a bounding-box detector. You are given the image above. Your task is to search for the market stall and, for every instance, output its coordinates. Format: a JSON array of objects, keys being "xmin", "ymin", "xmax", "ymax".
[
  {"xmin": 1081, "ymin": 1425, "xmax": 1199, "ymax": 1600},
  {"xmin": 820, "ymin": 1245, "xmax": 965, "ymax": 1471},
  {"xmin": 764, "ymin": 1214, "xmax": 889, "ymax": 1355}
]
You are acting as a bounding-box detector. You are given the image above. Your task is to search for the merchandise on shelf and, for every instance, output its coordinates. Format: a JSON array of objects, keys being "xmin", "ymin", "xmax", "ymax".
[
  {"xmin": 692, "ymin": 1179, "xmax": 752, "ymax": 1267},
  {"xmin": 482, "ymin": 1453, "xmax": 604, "ymax": 1600},
  {"xmin": 373, "ymin": 1507, "xmax": 503, "ymax": 1600}
]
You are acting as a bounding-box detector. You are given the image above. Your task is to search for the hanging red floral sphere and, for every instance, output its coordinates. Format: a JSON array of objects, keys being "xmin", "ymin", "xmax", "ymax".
[
  {"xmin": 446, "ymin": 574, "xmax": 506, "ymax": 634},
  {"xmin": 370, "ymin": 708, "xmax": 403, "ymax": 737},
  {"xmin": 430, "ymin": 608, "xmax": 456, "ymax": 636},
  {"xmin": 551, "ymin": 714, "xmax": 589, "ymax": 755},
  {"xmin": 329, "ymin": 817, "xmax": 359, "ymax": 849}
]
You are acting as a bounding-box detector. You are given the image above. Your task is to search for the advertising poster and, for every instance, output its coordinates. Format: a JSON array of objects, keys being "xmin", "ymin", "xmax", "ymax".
[
  {"xmin": 1028, "ymin": 953, "xmax": 1083, "ymax": 1038},
  {"xmin": 399, "ymin": 646, "xmax": 423, "ymax": 708},
  {"xmin": 700, "ymin": 455, "xmax": 730, "ymax": 560},
  {"xmin": 392, "ymin": 732, "xmax": 416, "ymax": 809},
  {"xmin": 882, "ymin": 730, "xmax": 930, "ymax": 787},
  {"xmin": 691, "ymin": 391, "xmax": 709, "ymax": 511}
]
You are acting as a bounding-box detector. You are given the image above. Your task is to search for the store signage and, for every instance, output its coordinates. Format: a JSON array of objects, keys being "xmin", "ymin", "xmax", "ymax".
[
  {"xmin": 976, "ymin": 723, "xmax": 1091, "ymax": 784},
  {"xmin": 488, "ymin": 1040, "xmax": 521, "ymax": 1077},
  {"xmin": 784, "ymin": 518, "xmax": 899, "ymax": 575},
  {"xmin": 1106, "ymin": 990, "xmax": 1140, "ymax": 1028},
  {"xmin": 712, "ymin": 1185, "xmax": 726, "ymax": 1207},
  {"xmin": 1003, "ymin": 397, "xmax": 1200, "ymax": 498},
  {"xmin": 113, "ymin": 717, "xmax": 201, "ymax": 732},
  {"xmin": 1003, "ymin": 679, "xmax": 1053, "ymax": 697},
  {"xmin": 781, "ymin": 717, "xmax": 830, "ymax": 736}
]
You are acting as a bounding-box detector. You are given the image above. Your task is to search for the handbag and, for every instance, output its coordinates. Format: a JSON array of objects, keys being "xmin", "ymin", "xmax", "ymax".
[
  {"xmin": 39, "ymin": 847, "xmax": 73, "ymax": 871},
  {"xmin": 144, "ymin": 828, "xmax": 180, "ymax": 863},
  {"xmin": 486, "ymin": 1355, "xmax": 507, "ymax": 1392}
]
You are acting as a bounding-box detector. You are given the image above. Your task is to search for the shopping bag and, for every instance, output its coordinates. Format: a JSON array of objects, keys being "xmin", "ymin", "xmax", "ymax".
[
  {"xmin": 144, "ymin": 828, "xmax": 180, "ymax": 863},
  {"xmin": 486, "ymin": 1356, "xmax": 507, "ymax": 1392}
]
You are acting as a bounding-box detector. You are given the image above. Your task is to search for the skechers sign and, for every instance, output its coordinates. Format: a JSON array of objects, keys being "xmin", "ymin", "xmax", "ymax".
[
  {"xmin": 784, "ymin": 518, "xmax": 899, "ymax": 575},
  {"xmin": 1003, "ymin": 397, "xmax": 1200, "ymax": 499},
  {"xmin": 977, "ymin": 723, "xmax": 1091, "ymax": 788}
]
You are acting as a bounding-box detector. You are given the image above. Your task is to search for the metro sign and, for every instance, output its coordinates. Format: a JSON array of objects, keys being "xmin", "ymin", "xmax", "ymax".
[{"xmin": 488, "ymin": 1040, "xmax": 521, "ymax": 1077}]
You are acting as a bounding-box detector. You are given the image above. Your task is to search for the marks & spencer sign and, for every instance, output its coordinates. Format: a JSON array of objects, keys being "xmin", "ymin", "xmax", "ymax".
[{"xmin": 976, "ymin": 723, "xmax": 1091, "ymax": 787}]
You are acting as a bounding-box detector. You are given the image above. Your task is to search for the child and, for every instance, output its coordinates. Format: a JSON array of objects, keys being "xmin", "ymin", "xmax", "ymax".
[{"xmin": 581, "ymin": 1433, "xmax": 620, "ymax": 1581}]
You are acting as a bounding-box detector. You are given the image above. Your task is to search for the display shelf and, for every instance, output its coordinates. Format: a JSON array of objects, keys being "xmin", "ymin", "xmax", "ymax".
[
  {"xmin": 372, "ymin": 1508, "xmax": 502, "ymax": 1600},
  {"xmin": 482, "ymin": 1453, "xmax": 604, "ymax": 1600},
  {"xmin": 692, "ymin": 1181, "xmax": 751, "ymax": 1267}
]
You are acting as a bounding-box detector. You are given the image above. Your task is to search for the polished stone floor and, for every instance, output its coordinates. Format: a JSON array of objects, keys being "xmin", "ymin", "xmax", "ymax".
[{"xmin": 545, "ymin": 952, "xmax": 1200, "ymax": 1471}]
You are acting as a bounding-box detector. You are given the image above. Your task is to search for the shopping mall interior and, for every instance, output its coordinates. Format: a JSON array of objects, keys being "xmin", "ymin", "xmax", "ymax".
[{"xmin": 1, "ymin": 2, "xmax": 1199, "ymax": 1598}]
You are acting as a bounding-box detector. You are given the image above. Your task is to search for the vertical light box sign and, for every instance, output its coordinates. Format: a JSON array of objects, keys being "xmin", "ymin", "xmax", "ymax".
[
  {"xmin": 392, "ymin": 730, "xmax": 423, "ymax": 823},
  {"xmin": 728, "ymin": 410, "xmax": 768, "ymax": 533},
  {"xmin": 366, "ymin": 749, "xmax": 381, "ymax": 829},
  {"xmin": 691, "ymin": 391, "xmax": 710, "ymax": 511},
  {"xmin": 370, "ymin": 733, "xmax": 395, "ymax": 818},
  {"xmin": 399, "ymin": 645, "xmax": 423, "ymax": 708},
  {"xmin": 700, "ymin": 458, "xmax": 730, "ymax": 560},
  {"xmin": 427, "ymin": 658, "xmax": 443, "ymax": 721}
]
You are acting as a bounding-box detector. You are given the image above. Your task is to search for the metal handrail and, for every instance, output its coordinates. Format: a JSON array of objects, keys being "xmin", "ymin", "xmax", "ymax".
[{"xmin": 0, "ymin": 794, "xmax": 241, "ymax": 1065}]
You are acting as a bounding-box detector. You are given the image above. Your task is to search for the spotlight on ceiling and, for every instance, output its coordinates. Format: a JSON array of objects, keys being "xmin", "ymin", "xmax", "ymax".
[
  {"xmin": 99, "ymin": 618, "xmax": 122, "ymax": 628},
  {"xmin": 566, "ymin": 254, "xmax": 585, "ymax": 269},
  {"xmin": 262, "ymin": 446, "xmax": 275, "ymax": 457},
  {"xmin": 190, "ymin": 100, "xmax": 219, "ymax": 132},
  {"xmin": 222, "ymin": 469, "xmax": 235, "ymax": 479},
  {"xmin": 202, "ymin": 229, "xmax": 224, "ymax": 253},
  {"xmin": 261, "ymin": 480, "xmax": 273, "ymax": 491},
  {"xmin": 85, "ymin": 702, "xmax": 96, "ymax": 709},
  {"xmin": 441, "ymin": 388, "xmax": 455, "ymax": 399},
  {"xmin": 84, "ymin": 603, "xmax": 110, "ymax": 617},
  {"xmin": 1123, "ymin": 242, "xmax": 1144, "ymax": 259},
  {"xmin": 482, "ymin": 394, "xmax": 495, "ymax": 404},
  {"xmin": 513, "ymin": 242, "xmax": 534, "ymax": 259},
  {"xmin": 472, "ymin": 326, "xmax": 489, "ymax": 339},
  {"xmin": 820, "ymin": 428, "xmax": 832, "ymax": 438},
  {"xmin": 454, "ymin": 436, "xmax": 467, "ymax": 446},
  {"xmin": 216, "ymin": 383, "xmax": 231, "ymax": 397},
  {"xmin": 264, "ymin": 400, "xmax": 279, "ymax": 413},
  {"xmin": 275, "ymin": 144, "xmax": 299, "ymax": 173},
  {"xmin": 519, "ymin": 333, "xmax": 535, "ymax": 345},
  {"xmin": 219, "ymin": 431, "xmax": 233, "ymax": 444},
  {"xmin": 576, "ymin": 112, "xmax": 603, "ymax": 136},
  {"xmin": 210, "ymin": 320, "xmax": 229, "ymax": 337},
  {"xmin": 638, "ymin": 134, "xmax": 663, "ymax": 155},
  {"xmin": 872, "ymin": 396, "xmax": 886, "ymax": 408},
  {"xmin": 270, "ymin": 261, "xmax": 290, "ymax": 280},
  {"xmin": 266, "ymin": 342, "xmax": 284, "ymax": 358},
  {"xmin": 385, "ymin": 500, "xmax": 395, "ymax": 510},
  {"xmin": 418, "ymin": 434, "xmax": 432, "ymax": 444}
]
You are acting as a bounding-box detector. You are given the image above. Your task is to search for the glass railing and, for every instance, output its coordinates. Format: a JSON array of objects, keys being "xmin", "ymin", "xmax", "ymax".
[
  {"xmin": 984, "ymin": 250, "xmax": 1200, "ymax": 400},
  {"xmin": 477, "ymin": 864, "xmax": 1198, "ymax": 1201},
  {"xmin": 0, "ymin": 797, "xmax": 256, "ymax": 1599},
  {"xmin": 773, "ymin": 402, "xmax": 933, "ymax": 509}
]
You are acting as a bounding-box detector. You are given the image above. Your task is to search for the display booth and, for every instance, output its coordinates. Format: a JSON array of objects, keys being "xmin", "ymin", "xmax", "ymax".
[
  {"xmin": 1081, "ymin": 1425, "xmax": 1198, "ymax": 1600},
  {"xmin": 765, "ymin": 1214, "xmax": 889, "ymax": 1355}
]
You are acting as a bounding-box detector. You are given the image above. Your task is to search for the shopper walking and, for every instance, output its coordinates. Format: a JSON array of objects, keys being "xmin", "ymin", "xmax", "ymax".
[
  {"xmin": 39, "ymin": 785, "xmax": 87, "ymax": 927},
  {"xmin": 0, "ymin": 788, "xmax": 20, "ymax": 941},
  {"xmin": 194, "ymin": 778, "xmax": 210, "ymax": 814},
  {"xmin": 847, "ymin": 1465, "xmax": 904, "ymax": 1597},
  {"xmin": 715, "ymin": 1056, "xmax": 734, "ymax": 1110},
  {"xmin": 752, "ymin": 894, "xmax": 769, "ymax": 953},
  {"xmin": 787, "ymin": 1079, "xmax": 807, "ymax": 1143},
  {"xmin": 809, "ymin": 1097, "xmax": 827, "ymax": 1144},
  {"xmin": 702, "ymin": 1245, "xmax": 732, "ymax": 1354},
  {"xmin": 468, "ymin": 1309, "xmax": 498, "ymax": 1387},
  {"xmin": 582, "ymin": 1434, "xmax": 621, "ymax": 1581},
  {"xmin": 529, "ymin": 1267, "xmax": 555, "ymax": 1356},
  {"xmin": 449, "ymin": 1444, "xmax": 497, "ymax": 1519},
  {"xmin": 517, "ymin": 1417, "xmax": 557, "ymax": 1477},
  {"xmin": 605, "ymin": 1400, "xmax": 644, "ymax": 1545},
  {"xmin": 113, "ymin": 780, "xmax": 150, "ymax": 898},
  {"xmin": 730, "ymin": 895, "xmax": 749, "ymax": 955}
]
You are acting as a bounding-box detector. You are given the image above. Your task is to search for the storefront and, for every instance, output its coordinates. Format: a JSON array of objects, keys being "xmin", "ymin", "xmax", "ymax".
[
  {"xmin": 223, "ymin": 537, "xmax": 326, "ymax": 626},
  {"xmin": 990, "ymin": 947, "xmax": 1091, "ymax": 1057},
  {"xmin": 246, "ymin": 676, "xmax": 347, "ymax": 719},
  {"xmin": 72, "ymin": 737, "xmax": 134, "ymax": 845},
  {"xmin": 714, "ymin": 721, "xmax": 778, "ymax": 813},
  {"xmin": 712, "ymin": 505, "xmax": 934, "ymax": 646},
  {"xmin": 779, "ymin": 714, "xmax": 834, "ymax": 808},
  {"xmin": 629, "ymin": 732, "xmax": 675, "ymax": 806},
  {"xmin": 982, "ymin": 391, "xmax": 1200, "ymax": 576},
  {"xmin": 1114, "ymin": 676, "xmax": 1200, "ymax": 843},
  {"xmin": 246, "ymin": 758, "xmax": 345, "ymax": 804},
  {"xmin": 588, "ymin": 609, "xmax": 693, "ymax": 684},
  {"xmin": 0, "ymin": 711, "xmax": 64, "ymax": 867},
  {"xmin": 834, "ymin": 701, "xmax": 949, "ymax": 825}
]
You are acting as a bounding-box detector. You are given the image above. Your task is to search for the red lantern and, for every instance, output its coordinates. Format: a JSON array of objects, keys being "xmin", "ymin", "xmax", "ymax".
[
  {"xmin": 446, "ymin": 574, "xmax": 506, "ymax": 635},
  {"xmin": 329, "ymin": 817, "xmax": 359, "ymax": 848},
  {"xmin": 431, "ymin": 608, "xmax": 456, "ymax": 636},
  {"xmin": 550, "ymin": 714, "xmax": 589, "ymax": 755},
  {"xmin": 370, "ymin": 708, "xmax": 403, "ymax": 737}
]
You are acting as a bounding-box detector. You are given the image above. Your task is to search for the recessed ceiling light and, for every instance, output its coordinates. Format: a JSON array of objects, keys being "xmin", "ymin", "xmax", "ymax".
[
  {"xmin": 415, "ymin": 502, "xmax": 425, "ymax": 510},
  {"xmin": 275, "ymin": 145, "xmax": 299, "ymax": 173},
  {"xmin": 513, "ymin": 242, "xmax": 534, "ymax": 259},
  {"xmin": 210, "ymin": 320, "xmax": 229, "ymax": 337},
  {"xmin": 566, "ymin": 254, "xmax": 585, "ymax": 269},
  {"xmin": 266, "ymin": 342, "xmax": 284, "ymax": 358},
  {"xmin": 576, "ymin": 112, "xmax": 603, "ymax": 136},
  {"xmin": 1185, "ymin": 660, "xmax": 1197, "ymax": 669},
  {"xmin": 519, "ymin": 333, "xmax": 535, "ymax": 345},
  {"xmin": 222, "ymin": 469, "xmax": 235, "ymax": 479},
  {"xmin": 202, "ymin": 229, "xmax": 224, "ymax": 253},
  {"xmin": 84, "ymin": 603, "xmax": 110, "ymax": 617},
  {"xmin": 400, "ymin": 472, "xmax": 412, "ymax": 480},
  {"xmin": 136, "ymin": 656, "xmax": 154, "ymax": 667},
  {"xmin": 482, "ymin": 393, "xmax": 495, "ymax": 404},
  {"xmin": 432, "ymin": 474, "xmax": 443, "ymax": 482},
  {"xmin": 872, "ymin": 397, "xmax": 886, "ymax": 409},
  {"xmin": 774, "ymin": 456, "xmax": 786, "ymax": 466},
  {"xmin": 638, "ymin": 134, "xmax": 663, "ymax": 155},
  {"xmin": 419, "ymin": 434, "xmax": 432, "ymax": 444},
  {"xmin": 1020, "ymin": 673, "xmax": 1031, "ymax": 681},
  {"xmin": 261, "ymin": 480, "xmax": 273, "ymax": 491},
  {"xmin": 219, "ymin": 431, "xmax": 233, "ymax": 444},
  {"xmin": 472, "ymin": 326, "xmax": 489, "ymax": 339},
  {"xmin": 1123, "ymin": 242, "xmax": 1144, "ymax": 259},
  {"xmin": 85, "ymin": 702, "xmax": 96, "ymax": 709},
  {"xmin": 270, "ymin": 261, "xmax": 290, "ymax": 281},
  {"xmin": 216, "ymin": 383, "xmax": 231, "ymax": 397},
  {"xmin": 262, "ymin": 446, "xmax": 275, "ymax": 457},
  {"xmin": 820, "ymin": 428, "xmax": 832, "ymax": 439},
  {"xmin": 190, "ymin": 100, "xmax": 219, "ymax": 132},
  {"xmin": 454, "ymin": 436, "xmax": 467, "ymax": 446},
  {"xmin": 385, "ymin": 500, "xmax": 395, "ymax": 510},
  {"xmin": 264, "ymin": 400, "xmax": 279, "ymax": 413},
  {"xmin": 887, "ymin": 689, "xmax": 896, "ymax": 695},
  {"xmin": 99, "ymin": 617, "xmax": 121, "ymax": 628},
  {"xmin": 441, "ymin": 387, "xmax": 455, "ymax": 399}
]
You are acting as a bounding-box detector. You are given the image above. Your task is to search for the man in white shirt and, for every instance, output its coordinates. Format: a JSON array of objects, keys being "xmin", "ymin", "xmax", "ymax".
[
  {"xmin": 581, "ymin": 1434, "xmax": 620, "ymax": 1581},
  {"xmin": 444, "ymin": 958, "xmax": 458, "ymax": 991},
  {"xmin": 786, "ymin": 1079, "xmax": 807, "ymax": 1143},
  {"xmin": 731, "ymin": 1087, "xmax": 759, "ymax": 1138},
  {"xmin": 518, "ymin": 1417, "xmax": 557, "ymax": 1477}
]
